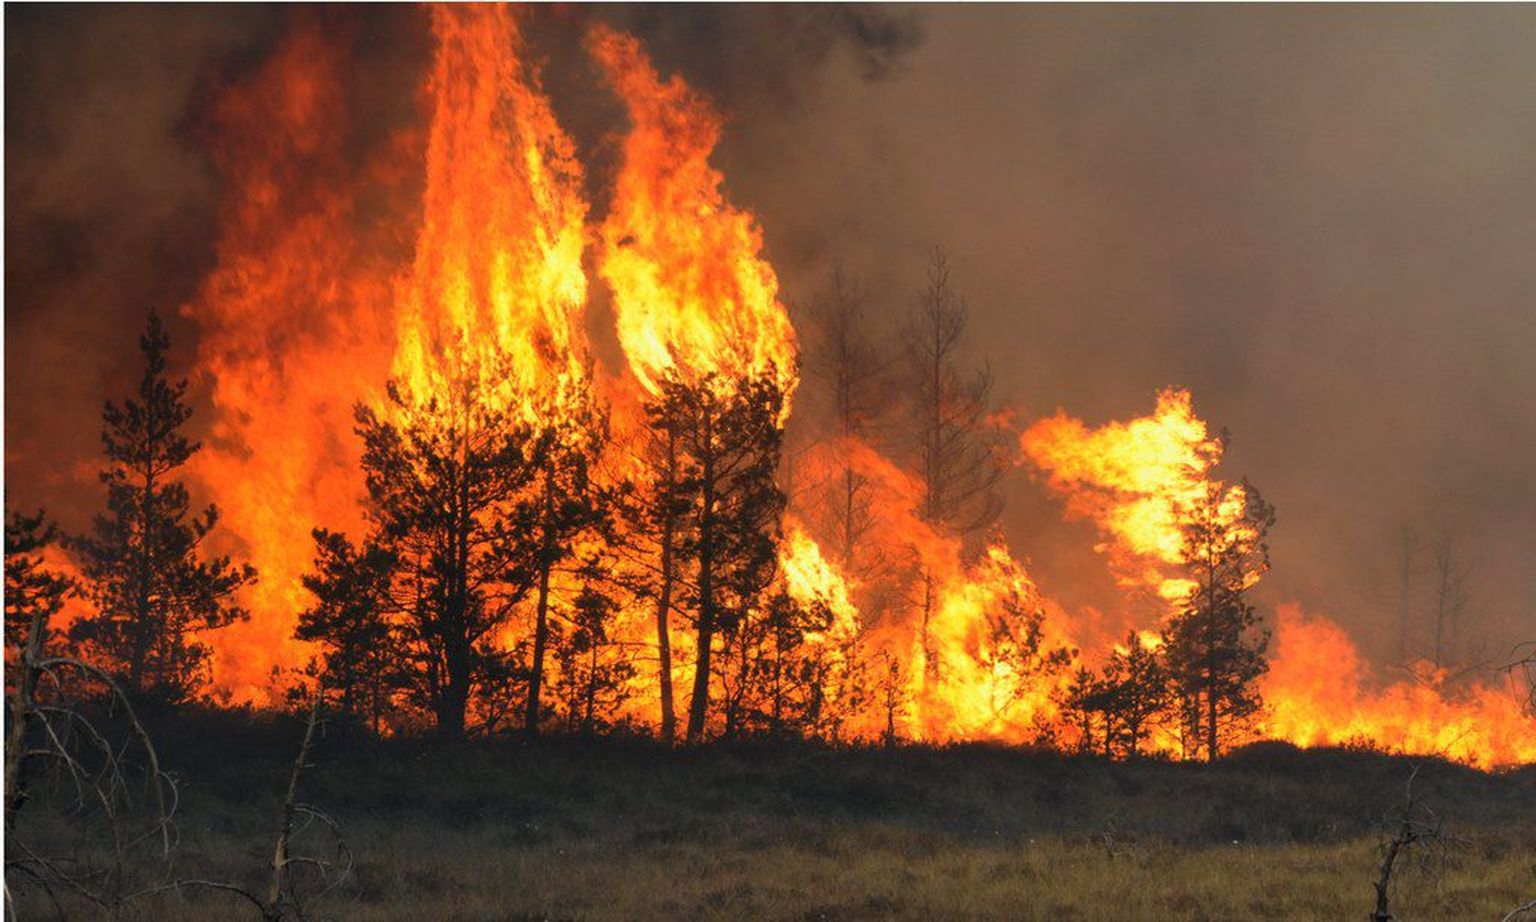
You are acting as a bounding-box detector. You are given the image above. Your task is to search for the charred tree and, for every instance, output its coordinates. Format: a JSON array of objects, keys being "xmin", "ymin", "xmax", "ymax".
[
  {"xmin": 1430, "ymin": 534, "xmax": 1471, "ymax": 670},
  {"xmin": 68, "ymin": 311, "xmax": 255, "ymax": 704},
  {"xmin": 1163, "ymin": 478, "xmax": 1275, "ymax": 762},
  {"xmin": 806, "ymin": 267, "xmax": 892, "ymax": 581}
]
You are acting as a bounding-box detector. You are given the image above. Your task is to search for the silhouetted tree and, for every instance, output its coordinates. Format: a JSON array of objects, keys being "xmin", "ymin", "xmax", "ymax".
[
  {"xmin": 1062, "ymin": 666, "xmax": 1105, "ymax": 754},
  {"xmin": 874, "ymin": 649, "xmax": 909, "ymax": 748},
  {"xmin": 647, "ymin": 372, "xmax": 786, "ymax": 743},
  {"xmin": 296, "ymin": 529, "xmax": 397, "ymax": 733},
  {"xmin": 1091, "ymin": 633, "xmax": 1172, "ymax": 758},
  {"xmin": 612, "ymin": 406, "xmax": 688, "ymax": 743},
  {"xmin": 69, "ymin": 312, "xmax": 255, "ymax": 703},
  {"xmin": 901, "ymin": 250, "xmax": 1005, "ymax": 675},
  {"xmin": 352, "ymin": 371, "xmax": 548, "ymax": 739},
  {"xmin": 716, "ymin": 589, "xmax": 865, "ymax": 740},
  {"xmin": 806, "ymin": 268, "xmax": 892, "ymax": 580},
  {"xmin": 5, "ymin": 509, "xmax": 73, "ymax": 663},
  {"xmin": 1163, "ymin": 479, "xmax": 1275, "ymax": 762},
  {"xmin": 523, "ymin": 385, "xmax": 615, "ymax": 736},
  {"xmin": 1430, "ymin": 534, "xmax": 1471, "ymax": 670},
  {"xmin": 552, "ymin": 583, "xmax": 636, "ymax": 736}
]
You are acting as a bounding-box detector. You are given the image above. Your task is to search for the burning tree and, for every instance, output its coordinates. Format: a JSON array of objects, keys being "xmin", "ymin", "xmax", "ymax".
[
  {"xmin": 68, "ymin": 312, "xmax": 256, "ymax": 704},
  {"xmin": 1163, "ymin": 479, "xmax": 1276, "ymax": 761},
  {"xmin": 551, "ymin": 582, "xmax": 637, "ymax": 736},
  {"xmin": 1064, "ymin": 632, "xmax": 1172, "ymax": 758},
  {"xmin": 522, "ymin": 386, "xmax": 615, "ymax": 736},
  {"xmin": 803, "ymin": 267, "xmax": 895, "ymax": 591}
]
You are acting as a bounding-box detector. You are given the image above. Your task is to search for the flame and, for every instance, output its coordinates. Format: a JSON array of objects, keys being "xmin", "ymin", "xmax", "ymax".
[
  {"xmin": 1261, "ymin": 605, "xmax": 1536, "ymax": 769},
  {"xmin": 393, "ymin": 4, "xmax": 588, "ymax": 415},
  {"xmin": 907, "ymin": 541, "xmax": 1075, "ymax": 742},
  {"xmin": 588, "ymin": 23, "xmax": 798, "ymax": 409},
  {"xmin": 1020, "ymin": 388, "xmax": 1246, "ymax": 604},
  {"xmin": 779, "ymin": 519, "xmax": 861, "ymax": 643},
  {"xmin": 184, "ymin": 18, "xmax": 398, "ymax": 701}
]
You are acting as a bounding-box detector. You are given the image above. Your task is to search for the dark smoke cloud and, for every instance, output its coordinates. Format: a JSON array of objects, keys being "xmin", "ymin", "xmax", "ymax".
[{"xmin": 6, "ymin": 5, "xmax": 1532, "ymax": 664}]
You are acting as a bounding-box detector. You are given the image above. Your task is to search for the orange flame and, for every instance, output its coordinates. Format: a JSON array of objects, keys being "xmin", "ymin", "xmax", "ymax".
[
  {"xmin": 184, "ymin": 18, "xmax": 398, "ymax": 701},
  {"xmin": 393, "ymin": 5, "xmax": 588, "ymax": 415},
  {"xmin": 1262, "ymin": 605, "xmax": 1535, "ymax": 769},
  {"xmin": 1020, "ymin": 387, "xmax": 1245, "ymax": 603},
  {"xmin": 779, "ymin": 518, "xmax": 861, "ymax": 643},
  {"xmin": 158, "ymin": 16, "xmax": 1530, "ymax": 765},
  {"xmin": 588, "ymin": 23, "xmax": 797, "ymax": 409}
]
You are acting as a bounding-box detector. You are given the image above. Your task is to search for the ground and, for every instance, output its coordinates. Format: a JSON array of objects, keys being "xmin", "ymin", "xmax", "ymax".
[{"xmin": 7, "ymin": 710, "xmax": 1534, "ymax": 920}]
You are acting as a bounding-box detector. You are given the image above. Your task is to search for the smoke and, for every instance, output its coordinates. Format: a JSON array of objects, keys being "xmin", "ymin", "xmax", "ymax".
[{"xmin": 7, "ymin": 5, "xmax": 1533, "ymax": 669}]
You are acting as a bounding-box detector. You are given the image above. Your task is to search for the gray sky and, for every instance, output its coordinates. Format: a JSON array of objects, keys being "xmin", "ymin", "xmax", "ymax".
[{"xmin": 8, "ymin": 5, "xmax": 1534, "ymax": 663}]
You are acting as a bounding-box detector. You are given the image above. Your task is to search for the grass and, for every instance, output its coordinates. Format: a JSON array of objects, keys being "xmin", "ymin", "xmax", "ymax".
[{"xmin": 8, "ymin": 710, "xmax": 1534, "ymax": 919}]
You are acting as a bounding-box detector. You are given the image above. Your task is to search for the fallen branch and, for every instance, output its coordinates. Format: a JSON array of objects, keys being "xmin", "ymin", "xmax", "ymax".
[{"xmin": 1503, "ymin": 897, "xmax": 1536, "ymax": 922}]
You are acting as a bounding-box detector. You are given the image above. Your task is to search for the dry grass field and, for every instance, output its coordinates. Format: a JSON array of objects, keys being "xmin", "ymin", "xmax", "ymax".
[{"xmin": 8, "ymin": 711, "xmax": 1534, "ymax": 920}]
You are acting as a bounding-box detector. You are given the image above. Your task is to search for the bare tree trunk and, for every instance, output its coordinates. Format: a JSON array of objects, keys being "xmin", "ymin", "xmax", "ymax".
[
  {"xmin": 267, "ymin": 693, "xmax": 322, "ymax": 918},
  {"xmin": 524, "ymin": 469, "xmax": 557, "ymax": 735},
  {"xmin": 686, "ymin": 413, "xmax": 717, "ymax": 743},
  {"xmin": 654, "ymin": 430, "xmax": 678, "ymax": 743},
  {"xmin": 4, "ymin": 607, "xmax": 49, "ymax": 822}
]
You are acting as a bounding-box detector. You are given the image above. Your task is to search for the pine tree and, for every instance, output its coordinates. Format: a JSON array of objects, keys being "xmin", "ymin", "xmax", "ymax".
[
  {"xmin": 523, "ymin": 386, "xmax": 614, "ymax": 735},
  {"xmin": 874, "ymin": 649, "xmax": 909, "ymax": 748},
  {"xmin": 1095, "ymin": 633, "xmax": 1172, "ymax": 758},
  {"xmin": 551, "ymin": 584, "xmax": 635, "ymax": 736},
  {"xmin": 647, "ymin": 372, "xmax": 786, "ymax": 743},
  {"xmin": 5, "ymin": 510, "xmax": 74, "ymax": 666},
  {"xmin": 716, "ymin": 589, "xmax": 835, "ymax": 739},
  {"xmin": 901, "ymin": 250, "xmax": 1005, "ymax": 676},
  {"xmin": 69, "ymin": 312, "xmax": 255, "ymax": 703},
  {"xmin": 1163, "ymin": 479, "xmax": 1275, "ymax": 762},
  {"xmin": 806, "ymin": 268, "xmax": 891, "ymax": 581},
  {"xmin": 296, "ymin": 528, "xmax": 396, "ymax": 733},
  {"xmin": 352, "ymin": 371, "xmax": 548, "ymax": 739}
]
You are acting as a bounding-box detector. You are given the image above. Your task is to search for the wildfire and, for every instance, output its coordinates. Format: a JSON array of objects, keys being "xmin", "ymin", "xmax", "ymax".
[
  {"xmin": 122, "ymin": 11, "xmax": 1533, "ymax": 764},
  {"xmin": 779, "ymin": 519, "xmax": 861, "ymax": 643},
  {"xmin": 588, "ymin": 23, "xmax": 798, "ymax": 410},
  {"xmin": 907, "ymin": 541, "xmax": 1075, "ymax": 742}
]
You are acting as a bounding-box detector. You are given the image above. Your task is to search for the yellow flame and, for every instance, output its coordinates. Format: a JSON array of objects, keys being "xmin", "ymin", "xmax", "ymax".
[
  {"xmin": 588, "ymin": 23, "xmax": 797, "ymax": 411},
  {"xmin": 393, "ymin": 4, "xmax": 588, "ymax": 416}
]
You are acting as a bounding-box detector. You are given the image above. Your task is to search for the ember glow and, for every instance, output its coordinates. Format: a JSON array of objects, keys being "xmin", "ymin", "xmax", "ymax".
[{"xmin": 31, "ymin": 7, "xmax": 1530, "ymax": 764}]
